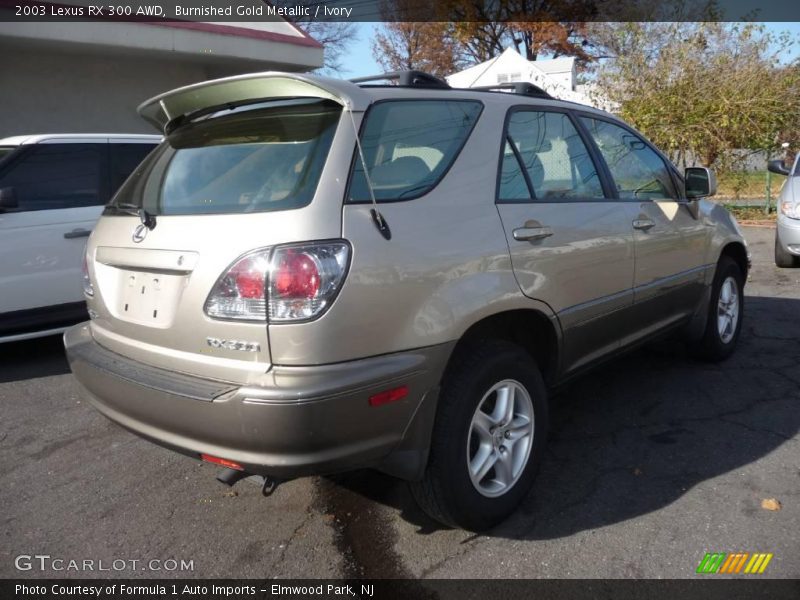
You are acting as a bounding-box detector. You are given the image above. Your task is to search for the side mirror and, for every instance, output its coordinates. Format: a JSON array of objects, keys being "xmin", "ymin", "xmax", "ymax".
[
  {"xmin": 0, "ymin": 186, "xmax": 17, "ymax": 211},
  {"xmin": 767, "ymin": 159, "xmax": 790, "ymax": 176},
  {"xmin": 685, "ymin": 167, "xmax": 717, "ymax": 199}
]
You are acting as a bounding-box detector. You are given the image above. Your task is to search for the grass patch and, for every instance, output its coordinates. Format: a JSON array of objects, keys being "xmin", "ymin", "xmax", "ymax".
[
  {"xmin": 716, "ymin": 170, "xmax": 786, "ymax": 199},
  {"xmin": 721, "ymin": 204, "xmax": 776, "ymax": 222}
]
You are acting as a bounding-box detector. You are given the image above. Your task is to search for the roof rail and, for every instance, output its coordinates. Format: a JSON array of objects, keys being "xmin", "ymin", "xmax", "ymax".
[
  {"xmin": 350, "ymin": 70, "xmax": 450, "ymax": 89},
  {"xmin": 469, "ymin": 82, "xmax": 552, "ymax": 99}
]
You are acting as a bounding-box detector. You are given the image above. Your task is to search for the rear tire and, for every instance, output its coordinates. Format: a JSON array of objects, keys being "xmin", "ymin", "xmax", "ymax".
[
  {"xmin": 410, "ymin": 340, "xmax": 548, "ymax": 531},
  {"xmin": 689, "ymin": 256, "xmax": 744, "ymax": 362},
  {"xmin": 775, "ymin": 231, "xmax": 798, "ymax": 268}
]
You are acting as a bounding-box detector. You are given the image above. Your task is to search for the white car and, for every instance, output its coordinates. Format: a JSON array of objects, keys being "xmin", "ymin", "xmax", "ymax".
[
  {"xmin": 0, "ymin": 134, "xmax": 160, "ymax": 342},
  {"xmin": 769, "ymin": 153, "xmax": 800, "ymax": 267}
]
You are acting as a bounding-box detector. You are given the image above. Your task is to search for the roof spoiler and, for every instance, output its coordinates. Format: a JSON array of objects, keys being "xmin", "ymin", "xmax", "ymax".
[{"xmin": 137, "ymin": 71, "xmax": 371, "ymax": 133}]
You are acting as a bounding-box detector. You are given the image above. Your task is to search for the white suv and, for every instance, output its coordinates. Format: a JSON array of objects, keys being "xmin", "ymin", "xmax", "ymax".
[{"xmin": 0, "ymin": 134, "xmax": 160, "ymax": 342}]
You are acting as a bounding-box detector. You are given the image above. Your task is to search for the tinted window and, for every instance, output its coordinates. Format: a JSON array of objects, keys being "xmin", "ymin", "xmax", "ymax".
[
  {"xmin": 500, "ymin": 110, "xmax": 603, "ymax": 201},
  {"xmin": 110, "ymin": 99, "xmax": 340, "ymax": 216},
  {"xmin": 349, "ymin": 100, "xmax": 483, "ymax": 202},
  {"xmin": 498, "ymin": 139, "xmax": 531, "ymax": 200},
  {"xmin": 110, "ymin": 143, "xmax": 156, "ymax": 194},
  {"xmin": 0, "ymin": 144, "xmax": 105, "ymax": 211},
  {"xmin": 0, "ymin": 146, "xmax": 16, "ymax": 162},
  {"xmin": 581, "ymin": 117, "xmax": 677, "ymax": 200}
]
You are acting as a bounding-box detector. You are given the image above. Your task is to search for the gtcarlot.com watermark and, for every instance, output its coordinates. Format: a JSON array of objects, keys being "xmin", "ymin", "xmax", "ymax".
[{"xmin": 14, "ymin": 554, "xmax": 194, "ymax": 573}]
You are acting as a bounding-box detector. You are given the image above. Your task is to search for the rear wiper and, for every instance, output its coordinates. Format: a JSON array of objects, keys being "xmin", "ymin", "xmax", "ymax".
[{"xmin": 109, "ymin": 202, "xmax": 157, "ymax": 230}]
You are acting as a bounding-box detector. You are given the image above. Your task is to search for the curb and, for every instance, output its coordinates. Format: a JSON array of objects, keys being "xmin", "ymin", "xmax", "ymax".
[{"xmin": 739, "ymin": 221, "xmax": 776, "ymax": 228}]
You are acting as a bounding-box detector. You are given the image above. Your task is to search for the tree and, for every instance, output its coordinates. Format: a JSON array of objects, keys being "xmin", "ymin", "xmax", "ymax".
[
  {"xmin": 371, "ymin": 0, "xmax": 607, "ymax": 78},
  {"xmin": 443, "ymin": 1, "xmax": 599, "ymax": 65},
  {"xmin": 371, "ymin": 22, "xmax": 463, "ymax": 78},
  {"xmin": 593, "ymin": 22, "xmax": 800, "ymax": 168},
  {"xmin": 286, "ymin": 2, "xmax": 358, "ymax": 74},
  {"xmin": 300, "ymin": 22, "xmax": 359, "ymax": 74},
  {"xmin": 503, "ymin": 0, "xmax": 599, "ymax": 63}
]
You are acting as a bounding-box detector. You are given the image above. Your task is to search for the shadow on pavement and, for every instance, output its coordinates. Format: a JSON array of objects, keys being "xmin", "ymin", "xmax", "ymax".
[
  {"xmin": 326, "ymin": 295, "xmax": 800, "ymax": 539},
  {"xmin": 0, "ymin": 333, "xmax": 70, "ymax": 384}
]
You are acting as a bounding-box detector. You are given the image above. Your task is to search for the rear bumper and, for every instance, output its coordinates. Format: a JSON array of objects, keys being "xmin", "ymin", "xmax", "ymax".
[
  {"xmin": 64, "ymin": 323, "xmax": 450, "ymax": 480},
  {"xmin": 777, "ymin": 217, "xmax": 800, "ymax": 255}
]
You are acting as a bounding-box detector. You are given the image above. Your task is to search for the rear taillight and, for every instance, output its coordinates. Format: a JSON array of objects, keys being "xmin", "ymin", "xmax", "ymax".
[
  {"xmin": 82, "ymin": 244, "xmax": 94, "ymax": 297},
  {"xmin": 204, "ymin": 241, "xmax": 350, "ymax": 322}
]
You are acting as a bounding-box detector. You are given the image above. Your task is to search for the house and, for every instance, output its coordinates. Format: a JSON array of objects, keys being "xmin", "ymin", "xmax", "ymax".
[
  {"xmin": 0, "ymin": 14, "xmax": 323, "ymax": 136},
  {"xmin": 446, "ymin": 47, "xmax": 606, "ymax": 109}
]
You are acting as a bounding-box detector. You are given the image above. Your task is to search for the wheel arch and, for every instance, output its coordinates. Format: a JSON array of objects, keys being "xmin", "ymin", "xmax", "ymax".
[
  {"xmin": 444, "ymin": 308, "xmax": 562, "ymax": 387},
  {"xmin": 719, "ymin": 241, "xmax": 749, "ymax": 279}
]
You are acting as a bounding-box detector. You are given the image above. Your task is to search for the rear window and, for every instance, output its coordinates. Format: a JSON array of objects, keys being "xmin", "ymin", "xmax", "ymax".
[
  {"xmin": 348, "ymin": 100, "xmax": 483, "ymax": 202},
  {"xmin": 108, "ymin": 99, "xmax": 341, "ymax": 216}
]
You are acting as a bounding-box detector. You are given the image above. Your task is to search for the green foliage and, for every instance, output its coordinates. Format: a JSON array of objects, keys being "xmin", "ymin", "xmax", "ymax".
[
  {"xmin": 716, "ymin": 170, "xmax": 785, "ymax": 200},
  {"xmin": 594, "ymin": 23, "xmax": 800, "ymax": 167}
]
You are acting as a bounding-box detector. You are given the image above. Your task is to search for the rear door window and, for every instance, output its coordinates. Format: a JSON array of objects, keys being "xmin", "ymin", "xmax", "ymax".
[
  {"xmin": 109, "ymin": 99, "xmax": 341, "ymax": 216},
  {"xmin": 0, "ymin": 143, "xmax": 107, "ymax": 211},
  {"xmin": 348, "ymin": 100, "xmax": 483, "ymax": 202},
  {"xmin": 498, "ymin": 110, "xmax": 604, "ymax": 202}
]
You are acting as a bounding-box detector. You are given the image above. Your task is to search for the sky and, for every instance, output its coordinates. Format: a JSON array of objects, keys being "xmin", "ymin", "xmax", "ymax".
[
  {"xmin": 340, "ymin": 23, "xmax": 382, "ymax": 78},
  {"xmin": 338, "ymin": 22, "xmax": 800, "ymax": 78}
]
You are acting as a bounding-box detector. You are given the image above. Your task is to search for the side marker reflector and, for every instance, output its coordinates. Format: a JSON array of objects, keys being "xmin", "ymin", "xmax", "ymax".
[
  {"xmin": 369, "ymin": 385, "xmax": 409, "ymax": 407},
  {"xmin": 201, "ymin": 453, "xmax": 244, "ymax": 471}
]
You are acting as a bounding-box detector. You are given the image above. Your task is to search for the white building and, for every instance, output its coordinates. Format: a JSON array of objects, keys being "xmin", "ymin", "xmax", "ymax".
[
  {"xmin": 0, "ymin": 17, "xmax": 323, "ymax": 136},
  {"xmin": 446, "ymin": 47, "xmax": 606, "ymax": 109}
]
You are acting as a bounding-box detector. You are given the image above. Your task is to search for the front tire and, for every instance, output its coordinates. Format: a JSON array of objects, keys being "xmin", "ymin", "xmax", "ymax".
[
  {"xmin": 775, "ymin": 231, "xmax": 798, "ymax": 268},
  {"xmin": 690, "ymin": 256, "xmax": 744, "ymax": 362},
  {"xmin": 410, "ymin": 340, "xmax": 548, "ymax": 531}
]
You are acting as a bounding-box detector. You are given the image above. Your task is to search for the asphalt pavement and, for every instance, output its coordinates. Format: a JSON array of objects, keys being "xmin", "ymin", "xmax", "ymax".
[{"xmin": 1, "ymin": 225, "xmax": 798, "ymax": 579}]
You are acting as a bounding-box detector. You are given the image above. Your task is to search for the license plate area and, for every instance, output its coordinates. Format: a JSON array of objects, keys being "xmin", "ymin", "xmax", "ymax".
[{"xmin": 111, "ymin": 270, "xmax": 186, "ymax": 328}]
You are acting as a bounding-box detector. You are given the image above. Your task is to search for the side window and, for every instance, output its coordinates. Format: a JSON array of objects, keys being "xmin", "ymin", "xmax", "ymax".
[
  {"xmin": 581, "ymin": 118, "xmax": 677, "ymax": 200},
  {"xmin": 500, "ymin": 110, "xmax": 604, "ymax": 201},
  {"xmin": 0, "ymin": 143, "xmax": 106, "ymax": 211},
  {"xmin": 349, "ymin": 100, "xmax": 483, "ymax": 202},
  {"xmin": 498, "ymin": 140, "xmax": 530, "ymax": 200},
  {"xmin": 110, "ymin": 143, "xmax": 156, "ymax": 196}
]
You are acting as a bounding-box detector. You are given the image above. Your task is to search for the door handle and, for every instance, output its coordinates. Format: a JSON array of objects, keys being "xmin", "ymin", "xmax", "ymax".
[
  {"xmin": 64, "ymin": 228, "xmax": 91, "ymax": 239},
  {"xmin": 632, "ymin": 219, "xmax": 655, "ymax": 231},
  {"xmin": 513, "ymin": 225, "xmax": 554, "ymax": 242}
]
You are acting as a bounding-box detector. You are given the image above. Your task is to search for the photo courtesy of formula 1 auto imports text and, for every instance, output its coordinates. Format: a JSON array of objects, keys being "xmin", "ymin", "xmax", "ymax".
[{"xmin": 1, "ymin": 0, "xmax": 799, "ymax": 598}]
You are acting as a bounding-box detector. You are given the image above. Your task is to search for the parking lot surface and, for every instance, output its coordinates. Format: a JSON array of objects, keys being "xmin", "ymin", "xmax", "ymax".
[{"xmin": 1, "ymin": 226, "xmax": 798, "ymax": 579}]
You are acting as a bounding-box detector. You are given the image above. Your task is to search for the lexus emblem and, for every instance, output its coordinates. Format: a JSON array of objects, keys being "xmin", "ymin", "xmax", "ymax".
[{"xmin": 132, "ymin": 223, "xmax": 148, "ymax": 243}]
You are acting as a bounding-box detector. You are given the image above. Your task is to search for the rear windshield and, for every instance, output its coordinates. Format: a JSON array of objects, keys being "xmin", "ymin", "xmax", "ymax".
[{"xmin": 107, "ymin": 99, "xmax": 341, "ymax": 216}]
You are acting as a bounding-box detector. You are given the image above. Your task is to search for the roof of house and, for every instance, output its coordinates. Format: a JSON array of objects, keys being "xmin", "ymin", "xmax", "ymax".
[
  {"xmin": 0, "ymin": 1, "xmax": 324, "ymax": 70},
  {"xmin": 446, "ymin": 48, "xmax": 575, "ymax": 87},
  {"xmin": 148, "ymin": 20, "xmax": 322, "ymax": 50},
  {"xmin": 446, "ymin": 48, "xmax": 599, "ymax": 107}
]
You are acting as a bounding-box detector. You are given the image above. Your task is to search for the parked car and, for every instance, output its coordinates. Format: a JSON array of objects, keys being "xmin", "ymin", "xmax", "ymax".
[
  {"xmin": 0, "ymin": 134, "xmax": 160, "ymax": 342},
  {"xmin": 768, "ymin": 153, "xmax": 800, "ymax": 268},
  {"xmin": 64, "ymin": 72, "xmax": 749, "ymax": 530}
]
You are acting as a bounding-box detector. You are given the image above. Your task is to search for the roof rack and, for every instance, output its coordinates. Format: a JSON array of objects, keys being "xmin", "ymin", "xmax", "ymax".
[
  {"xmin": 469, "ymin": 82, "xmax": 552, "ymax": 99},
  {"xmin": 348, "ymin": 70, "xmax": 554, "ymax": 99},
  {"xmin": 350, "ymin": 70, "xmax": 450, "ymax": 89}
]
